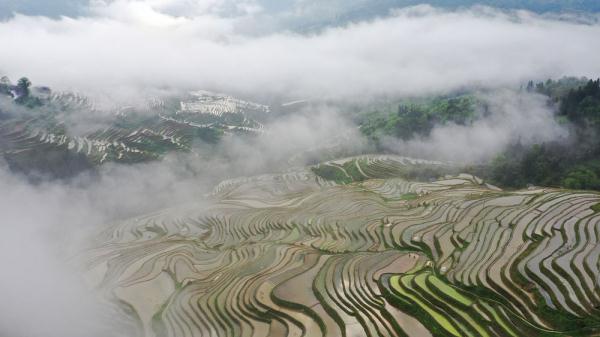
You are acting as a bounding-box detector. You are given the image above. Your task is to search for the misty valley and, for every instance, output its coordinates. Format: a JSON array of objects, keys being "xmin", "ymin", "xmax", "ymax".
[
  {"xmin": 2, "ymin": 2, "xmax": 600, "ymax": 337},
  {"xmin": 3, "ymin": 75, "xmax": 600, "ymax": 336}
]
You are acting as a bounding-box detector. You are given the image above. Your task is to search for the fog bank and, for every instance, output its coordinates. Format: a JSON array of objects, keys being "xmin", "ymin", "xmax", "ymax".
[{"xmin": 0, "ymin": 5, "xmax": 599, "ymax": 99}]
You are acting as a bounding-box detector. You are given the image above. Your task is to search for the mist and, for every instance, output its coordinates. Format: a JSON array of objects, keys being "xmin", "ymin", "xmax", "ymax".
[
  {"xmin": 0, "ymin": 148, "xmax": 228, "ymax": 336},
  {"xmin": 381, "ymin": 90, "xmax": 569, "ymax": 162}
]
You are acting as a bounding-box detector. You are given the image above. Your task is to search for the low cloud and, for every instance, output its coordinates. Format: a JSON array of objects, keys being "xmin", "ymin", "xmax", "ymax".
[
  {"xmin": 0, "ymin": 166, "xmax": 121, "ymax": 337},
  {"xmin": 218, "ymin": 107, "xmax": 368, "ymax": 171},
  {"xmin": 0, "ymin": 4, "xmax": 599, "ymax": 100},
  {"xmin": 0, "ymin": 156, "xmax": 214, "ymax": 337}
]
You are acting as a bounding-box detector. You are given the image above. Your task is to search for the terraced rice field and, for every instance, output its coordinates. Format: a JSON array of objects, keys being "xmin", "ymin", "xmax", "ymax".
[
  {"xmin": 0, "ymin": 116, "xmax": 189, "ymax": 164},
  {"xmin": 82, "ymin": 155, "xmax": 600, "ymax": 336},
  {"xmin": 180, "ymin": 91, "xmax": 270, "ymax": 117},
  {"xmin": 0, "ymin": 91, "xmax": 269, "ymax": 169}
]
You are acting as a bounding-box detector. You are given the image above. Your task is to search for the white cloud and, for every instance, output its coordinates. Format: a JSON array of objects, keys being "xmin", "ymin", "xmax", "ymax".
[{"xmin": 0, "ymin": 5, "xmax": 598, "ymax": 100}]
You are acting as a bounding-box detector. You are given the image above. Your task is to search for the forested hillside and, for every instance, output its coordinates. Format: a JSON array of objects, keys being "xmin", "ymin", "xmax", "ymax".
[
  {"xmin": 485, "ymin": 79, "xmax": 600, "ymax": 190},
  {"xmin": 354, "ymin": 77, "xmax": 600, "ymax": 191}
]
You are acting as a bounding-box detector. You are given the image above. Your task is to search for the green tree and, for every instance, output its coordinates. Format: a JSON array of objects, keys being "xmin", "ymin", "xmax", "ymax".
[
  {"xmin": 526, "ymin": 80, "xmax": 534, "ymax": 92},
  {"xmin": 563, "ymin": 167, "xmax": 600, "ymax": 190},
  {"xmin": 17, "ymin": 77, "xmax": 31, "ymax": 97},
  {"xmin": 0, "ymin": 76, "xmax": 10, "ymax": 94},
  {"xmin": 395, "ymin": 104, "xmax": 431, "ymax": 140}
]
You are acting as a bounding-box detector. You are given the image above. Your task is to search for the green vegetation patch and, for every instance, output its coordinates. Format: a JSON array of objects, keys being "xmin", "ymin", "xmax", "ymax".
[
  {"xmin": 312, "ymin": 158, "xmax": 380, "ymax": 184},
  {"xmin": 359, "ymin": 94, "xmax": 479, "ymax": 144},
  {"xmin": 400, "ymin": 193, "xmax": 418, "ymax": 200},
  {"xmin": 311, "ymin": 164, "xmax": 353, "ymax": 184},
  {"xmin": 382, "ymin": 269, "xmax": 567, "ymax": 337}
]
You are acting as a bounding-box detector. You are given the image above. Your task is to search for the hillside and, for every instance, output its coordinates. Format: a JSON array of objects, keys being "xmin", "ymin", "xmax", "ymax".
[
  {"xmin": 0, "ymin": 78, "xmax": 271, "ymax": 178},
  {"xmin": 81, "ymin": 155, "xmax": 600, "ymax": 337}
]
